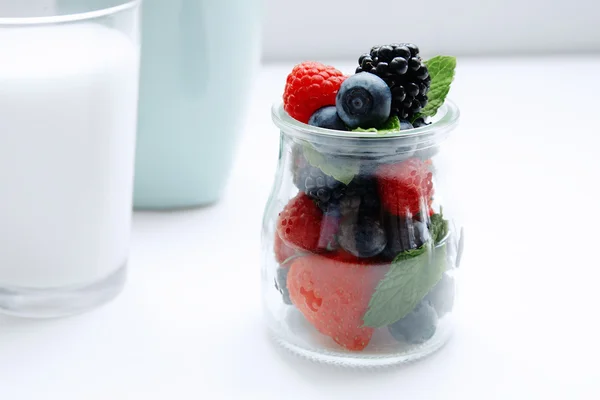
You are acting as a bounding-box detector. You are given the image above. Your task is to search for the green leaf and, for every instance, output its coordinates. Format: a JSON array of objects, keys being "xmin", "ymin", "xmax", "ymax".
[
  {"xmin": 429, "ymin": 210, "xmax": 449, "ymax": 244},
  {"xmin": 394, "ymin": 245, "xmax": 427, "ymax": 261},
  {"xmin": 363, "ymin": 244, "xmax": 447, "ymax": 328},
  {"xmin": 413, "ymin": 56, "xmax": 456, "ymax": 122},
  {"xmin": 302, "ymin": 144, "xmax": 359, "ymax": 185},
  {"xmin": 353, "ymin": 116, "xmax": 401, "ymax": 134}
]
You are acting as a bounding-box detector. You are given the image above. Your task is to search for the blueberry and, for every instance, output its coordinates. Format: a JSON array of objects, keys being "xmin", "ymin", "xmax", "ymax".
[
  {"xmin": 336, "ymin": 73, "xmax": 391, "ymax": 130},
  {"xmin": 400, "ymin": 120, "xmax": 414, "ymax": 130},
  {"xmin": 388, "ymin": 301, "xmax": 438, "ymax": 344},
  {"xmin": 425, "ymin": 274, "xmax": 455, "ymax": 317},
  {"xmin": 274, "ymin": 267, "xmax": 292, "ymax": 305},
  {"xmin": 338, "ymin": 216, "xmax": 387, "ymax": 258},
  {"xmin": 308, "ymin": 106, "xmax": 348, "ymax": 131}
]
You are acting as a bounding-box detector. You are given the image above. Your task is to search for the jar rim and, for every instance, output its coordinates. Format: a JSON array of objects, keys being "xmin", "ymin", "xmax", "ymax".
[
  {"xmin": 0, "ymin": 1, "xmax": 140, "ymax": 26},
  {"xmin": 271, "ymin": 99, "xmax": 460, "ymax": 141}
]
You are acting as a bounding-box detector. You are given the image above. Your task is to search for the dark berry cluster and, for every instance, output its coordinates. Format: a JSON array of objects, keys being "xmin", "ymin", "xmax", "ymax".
[
  {"xmin": 356, "ymin": 43, "xmax": 431, "ymax": 120},
  {"xmin": 291, "ymin": 146, "xmax": 431, "ymax": 260},
  {"xmin": 292, "ymin": 147, "xmax": 346, "ymax": 212}
]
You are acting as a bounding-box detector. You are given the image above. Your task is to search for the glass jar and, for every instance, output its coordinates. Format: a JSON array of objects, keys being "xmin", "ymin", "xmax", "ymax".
[{"xmin": 262, "ymin": 101, "xmax": 462, "ymax": 367}]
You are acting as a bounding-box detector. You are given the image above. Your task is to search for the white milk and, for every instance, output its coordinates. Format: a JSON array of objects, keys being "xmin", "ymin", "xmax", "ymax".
[{"xmin": 0, "ymin": 23, "xmax": 139, "ymax": 289}]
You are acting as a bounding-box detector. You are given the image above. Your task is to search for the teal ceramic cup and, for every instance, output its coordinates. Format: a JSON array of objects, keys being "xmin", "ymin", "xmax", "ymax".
[{"xmin": 134, "ymin": 0, "xmax": 262, "ymax": 209}]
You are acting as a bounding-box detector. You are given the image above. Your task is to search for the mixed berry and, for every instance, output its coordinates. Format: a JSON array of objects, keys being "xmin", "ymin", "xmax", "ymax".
[{"xmin": 274, "ymin": 44, "xmax": 457, "ymax": 352}]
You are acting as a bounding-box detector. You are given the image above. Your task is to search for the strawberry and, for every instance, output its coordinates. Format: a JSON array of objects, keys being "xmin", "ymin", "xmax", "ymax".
[
  {"xmin": 287, "ymin": 254, "xmax": 387, "ymax": 351},
  {"xmin": 283, "ymin": 61, "xmax": 346, "ymax": 123},
  {"xmin": 376, "ymin": 158, "xmax": 434, "ymax": 217}
]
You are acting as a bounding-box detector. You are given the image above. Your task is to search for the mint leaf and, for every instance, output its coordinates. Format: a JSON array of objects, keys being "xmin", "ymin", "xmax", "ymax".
[
  {"xmin": 352, "ymin": 127, "xmax": 377, "ymax": 133},
  {"xmin": 353, "ymin": 116, "xmax": 400, "ymax": 133},
  {"xmin": 302, "ymin": 144, "xmax": 359, "ymax": 185},
  {"xmin": 363, "ymin": 244, "xmax": 447, "ymax": 328},
  {"xmin": 413, "ymin": 56, "xmax": 456, "ymax": 121},
  {"xmin": 429, "ymin": 209, "xmax": 449, "ymax": 244},
  {"xmin": 394, "ymin": 245, "xmax": 427, "ymax": 261}
]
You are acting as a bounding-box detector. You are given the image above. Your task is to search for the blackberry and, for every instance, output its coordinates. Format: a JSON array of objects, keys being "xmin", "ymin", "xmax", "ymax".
[
  {"xmin": 337, "ymin": 177, "xmax": 386, "ymax": 258},
  {"xmin": 356, "ymin": 43, "xmax": 430, "ymax": 120},
  {"xmin": 291, "ymin": 146, "xmax": 346, "ymax": 212},
  {"xmin": 338, "ymin": 176, "xmax": 380, "ymax": 218},
  {"xmin": 339, "ymin": 216, "xmax": 387, "ymax": 258},
  {"xmin": 382, "ymin": 215, "xmax": 430, "ymax": 260}
]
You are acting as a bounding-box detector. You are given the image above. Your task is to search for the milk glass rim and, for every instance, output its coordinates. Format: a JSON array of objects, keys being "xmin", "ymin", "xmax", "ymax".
[
  {"xmin": 0, "ymin": 0, "xmax": 140, "ymax": 26},
  {"xmin": 271, "ymin": 99, "xmax": 460, "ymax": 141}
]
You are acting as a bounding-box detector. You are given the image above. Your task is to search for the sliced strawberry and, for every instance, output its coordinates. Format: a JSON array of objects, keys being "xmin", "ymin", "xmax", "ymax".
[{"xmin": 287, "ymin": 254, "xmax": 387, "ymax": 351}]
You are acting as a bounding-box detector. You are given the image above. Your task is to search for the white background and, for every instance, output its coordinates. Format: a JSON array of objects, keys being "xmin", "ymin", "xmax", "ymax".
[{"xmin": 262, "ymin": 0, "xmax": 600, "ymax": 60}]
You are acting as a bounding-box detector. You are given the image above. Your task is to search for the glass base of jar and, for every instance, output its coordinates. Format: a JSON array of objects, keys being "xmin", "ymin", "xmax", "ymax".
[
  {"xmin": 267, "ymin": 310, "xmax": 454, "ymax": 368},
  {"xmin": 0, "ymin": 264, "xmax": 127, "ymax": 319}
]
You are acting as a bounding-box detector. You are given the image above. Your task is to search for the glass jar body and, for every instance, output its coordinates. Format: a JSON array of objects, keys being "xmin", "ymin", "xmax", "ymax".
[{"xmin": 261, "ymin": 103, "xmax": 462, "ymax": 366}]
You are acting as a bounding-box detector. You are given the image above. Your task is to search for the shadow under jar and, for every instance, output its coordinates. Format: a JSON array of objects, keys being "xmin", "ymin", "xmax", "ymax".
[{"xmin": 262, "ymin": 101, "xmax": 462, "ymax": 367}]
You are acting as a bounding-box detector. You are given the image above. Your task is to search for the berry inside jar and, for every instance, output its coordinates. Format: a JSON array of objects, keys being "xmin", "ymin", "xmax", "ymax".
[{"xmin": 272, "ymin": 44, "xmax": 458, "ymax": 354}]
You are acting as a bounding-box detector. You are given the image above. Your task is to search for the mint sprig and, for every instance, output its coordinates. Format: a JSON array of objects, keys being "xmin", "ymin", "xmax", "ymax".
[
  {"xmin": 413, "ymin": 56, "xmax": 456, "ymax": 122},
  {"xmin": 363, "ymin": 244, "xmax": 447, "ymax": 328},
  {"xmin": 302, "ymin": 144, "xmax": 359, "ymax": 185},
  {"xmin": 353, "ymin": 116, "xmax": 400, "ymax": 133},
  {"xmin": 429, "ymin": 209, "xmax": 450, "ymax": 244}
]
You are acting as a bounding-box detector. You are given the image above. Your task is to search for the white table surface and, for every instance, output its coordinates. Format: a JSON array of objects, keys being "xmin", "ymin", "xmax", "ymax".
[{"xmin": 1, "ymin": 58, "xmax": 600, "ymax": 399}]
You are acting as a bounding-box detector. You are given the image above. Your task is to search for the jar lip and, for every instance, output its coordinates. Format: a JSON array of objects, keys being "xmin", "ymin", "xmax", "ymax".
[{"xmin": 271, "ymin": 99, "xmax": 460, "ymax": 140}]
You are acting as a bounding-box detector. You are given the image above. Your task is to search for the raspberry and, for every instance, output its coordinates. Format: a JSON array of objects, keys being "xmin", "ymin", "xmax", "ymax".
[
  {"xmin": 283, "ymin": 62, "xmax": 346, "ymax": 123},
  {"xmin": 274, "ymin": 233, "xmax": 296, "ymax": 264},
  {"xmin": 287, "ymin": 254, "xmax": 386, "ymax": 351},
  {"xmin": 277, "ymin": 193, "xmax": 324, "ymax": 252},
  {"xmin": 377, "ymin": 158, "xmax": 434, "ymax": 217}
]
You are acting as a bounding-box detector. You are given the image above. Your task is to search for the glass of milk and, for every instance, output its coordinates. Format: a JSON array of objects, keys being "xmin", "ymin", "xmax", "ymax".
[{"xmin": 0, "ymin": 0, "xmax": 140, "ymax": 318}]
